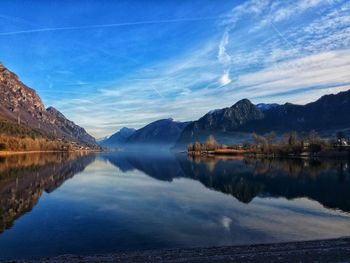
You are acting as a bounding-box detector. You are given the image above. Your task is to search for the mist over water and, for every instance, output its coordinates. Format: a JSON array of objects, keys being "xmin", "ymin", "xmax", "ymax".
[{"xmin": 0, "ymin": 151, "xmax": 350, "ymax": 259}]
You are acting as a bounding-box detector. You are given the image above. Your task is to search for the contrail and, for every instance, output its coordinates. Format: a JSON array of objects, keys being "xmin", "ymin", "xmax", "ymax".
[{"xmin": 0, "ymin": 16, "xmax": 223, "ymax": 36}]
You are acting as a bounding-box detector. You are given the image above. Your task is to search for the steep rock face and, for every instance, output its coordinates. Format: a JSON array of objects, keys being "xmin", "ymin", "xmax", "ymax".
[
  {"xmin": 127, "ymin": 118, "xmax": 189, "ymax": 146},
  {"xmin": 46, "ymin": 107, "xmax": 96, "ymax": 145},
  {"xmin": 175, "ymin": 90, "xmax": 350, "ymax": 149},
  {"xmin": 102, "ymin": 127, "xmax": 136, "ymax": 146},
  {"xmin": 0, "ymin": 64, "xmax": 48, "ymax": 123},
  {"xmin": 0, "ymin": 64, "xmax": 97, "ymax": 145},
  {"xmin": 176, "ymin": 99, "xmax": 264, "ymax": 147},
  {"xmin": 192, "ymin": 99, "xmax": 264, "ymax": 131}
]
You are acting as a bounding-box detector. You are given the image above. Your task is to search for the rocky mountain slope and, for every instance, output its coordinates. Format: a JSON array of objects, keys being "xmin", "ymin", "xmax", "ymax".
[
  {"xmin": 257, "ymin": 90, "xmax": 350, "ymax": 132},
  {"xmin": 0, "ymin": 64, "xmax": 97, "ymax": 146},
  {"xmin": 175, "ymin": 90, "xmax": 350, "ymax": 149},
  {"xmin": 46, "ymin": 107, "xmax": 95, "ymax": 145}
]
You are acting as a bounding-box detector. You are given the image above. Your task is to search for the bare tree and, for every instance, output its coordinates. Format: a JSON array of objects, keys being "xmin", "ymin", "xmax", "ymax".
[
  {"xmin": 205, "ymin": 135, "xmax": 218, "ymax": 151},
  {"xmin": 194, "ymin": 142, "xmax": 201, "ymax": 152}
]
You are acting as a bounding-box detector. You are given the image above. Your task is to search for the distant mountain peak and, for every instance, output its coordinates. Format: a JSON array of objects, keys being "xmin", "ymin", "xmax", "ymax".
[
  {"xmin": 152, "ymin": 118, "xmax": 175, "ymax": 123},
  {"xmin": 120, "ymin": 127, "xmax": 136, "ymax": 132},
  {"xmin": 118, "ymin": 118, "xmax": 190, "ymax": 146},
  {"xmin": 230, "ymin": 99, "xmax": 259, "ymax": 114},
  {"xmin": 207, "ymin": 109, "xmax": 222, "ymax": 114},
  {"xmin": 232, "ymin": 98, "xmax": 253, "ymax": 107},
  {"xmin": 102, "ymin": 126, "xmax": 136, "ymax": 146},
  {"xmin": 174, "ymin": 89, "xmax": 350, "ymax": 149}
]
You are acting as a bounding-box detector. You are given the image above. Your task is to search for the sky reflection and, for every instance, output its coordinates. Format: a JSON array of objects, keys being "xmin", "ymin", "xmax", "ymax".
[{"xmin": 0, "ymin": 152, "xmax": 350, "ymax": 259}]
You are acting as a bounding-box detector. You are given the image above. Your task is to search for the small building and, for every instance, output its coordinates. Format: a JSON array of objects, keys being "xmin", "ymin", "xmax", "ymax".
[{"xmin": 337, "ymin": 138, "xmax": 348, "ymax": 146}]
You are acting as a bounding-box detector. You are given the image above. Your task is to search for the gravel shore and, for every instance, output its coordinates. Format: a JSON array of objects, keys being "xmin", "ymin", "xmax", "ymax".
[{"xmin": 3, "ymin": 237, "xmax": 350, "ymax": 263}]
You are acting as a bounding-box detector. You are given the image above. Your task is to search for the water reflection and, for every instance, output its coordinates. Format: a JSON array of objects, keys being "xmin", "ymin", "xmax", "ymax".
[
  {"xmin": 0, "ymin": 153, "xmax": 95, "ymax": 233},
  {"xmin": 1, "ymin": 151, "xmax": 350, "ymax": 259},
  {"xmin": 102, "ymin": 152, "xmax": 350, "ymax": 213}
]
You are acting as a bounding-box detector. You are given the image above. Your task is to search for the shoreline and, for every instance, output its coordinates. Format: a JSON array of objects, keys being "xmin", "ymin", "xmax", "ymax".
[
  {"xmin": 188, "ymin": 149, "xmax": 350, "ymax": 159},
  {"xmin": 2, "ymin": 237, "xmax": 350, "ymax": 263},
  {"xmin": 0, "ymin": 150, "xmax": 102, "ymax": 156}
]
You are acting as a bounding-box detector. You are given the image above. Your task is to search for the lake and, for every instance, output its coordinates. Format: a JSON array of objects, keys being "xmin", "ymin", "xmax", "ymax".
[{"xmin": 0, "ymin": 151, "xmax": 350, "ymax": 260}]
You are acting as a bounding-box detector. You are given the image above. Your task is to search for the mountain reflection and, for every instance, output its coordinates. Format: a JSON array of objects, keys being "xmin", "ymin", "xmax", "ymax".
[
  {"xmin": 102, "ymin": 152, "xmax": 350, "ymax": 213},
  {"xmin": 0, "ymin": 152, "xmax": 95, "ymax": 233}
]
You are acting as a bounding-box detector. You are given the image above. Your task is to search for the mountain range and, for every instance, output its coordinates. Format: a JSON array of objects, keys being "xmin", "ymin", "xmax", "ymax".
[
  {"xmin": 100, "ymin": 151, "xmax": 350, "ymax": 213},
  {"xmin": 0, "ymin": 64, "xmax": 97, "ymax": 148},
  {"xmin": 174, "ymin": 90, "xmax": 350, "ymax": 149},
  {"xmin": 2, "ymin": 63, "xmax": 349, "ymax": 151},
  {"xmin": 103, "ymin": 119, "xmax": 189, "ymax": 148},
  {"xmin": 101, "ymin": 89, "xmax": 350, "ymax": 150}
]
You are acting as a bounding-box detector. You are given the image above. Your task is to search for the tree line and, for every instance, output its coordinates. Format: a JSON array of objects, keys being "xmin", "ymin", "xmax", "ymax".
[{"xmin": 188, "ymin": 131, "xmax": 349, "ymax": 157}]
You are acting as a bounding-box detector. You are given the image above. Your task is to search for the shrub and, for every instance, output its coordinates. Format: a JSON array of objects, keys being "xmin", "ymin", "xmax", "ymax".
[
  {"xmin": 0, "ymin": 143, "xmax": 6, "ymax": 150},
  {"xmin": 204, "ymin": 135, "xmax": 218, "ymax": 151}
]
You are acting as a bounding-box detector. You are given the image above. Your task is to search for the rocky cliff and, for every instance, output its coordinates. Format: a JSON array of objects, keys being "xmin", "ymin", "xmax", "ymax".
[{"xmin": 0, "ymin": 64, "xmax": 97, "ymax": 146}]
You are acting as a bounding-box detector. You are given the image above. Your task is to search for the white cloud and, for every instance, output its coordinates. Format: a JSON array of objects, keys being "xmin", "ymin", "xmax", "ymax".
[
  {"xmin": 51, "ymin": 0, "xmax": 350, "ymax": 138},
  {"xmin": 218, "ymin": 30, "xmax": 231, "ymax": 64},
  {"xmin": 234, "ymin": 49, "xmax": 350, "ymax": 99},
  {"xmin": 253, "ymin": 0, "xmax": 326, "ymax": 30},
  {"xmin": 219, "ymin": 70, "xmax": 231, "ymax": 86},
  {"xmin": 223, "ymin": 0, "xmax": 269, "ymax": 26}
]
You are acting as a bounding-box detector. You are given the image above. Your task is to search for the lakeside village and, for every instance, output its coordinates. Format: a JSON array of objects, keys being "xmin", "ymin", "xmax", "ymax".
[{"xmin": 187, "ymin": 131, "xmax": 350, "ymax": 158}]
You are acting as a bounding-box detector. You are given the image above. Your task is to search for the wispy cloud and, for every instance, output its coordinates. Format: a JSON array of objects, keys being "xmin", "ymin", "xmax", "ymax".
[
  {"xmin": 234, "ymin": 50, "xmax": 350, "ymax": 99},
  {"xmin": 0, "ymin": 16, "xmax": 223, "ymax": 36},
  {"xmin": 2, "ymin": 0, "xmax": 349, "ymax": 138},
  {"xmin": 219, "ymin": 70, "xmax": 231, "ymax": 86},
  {"xmin": 218, "ymin": 30, "xmax": 231, "ymax": 64},
  {"xmin": 67, "ymin": 0, "xmax": 350, "ymax": 137}
]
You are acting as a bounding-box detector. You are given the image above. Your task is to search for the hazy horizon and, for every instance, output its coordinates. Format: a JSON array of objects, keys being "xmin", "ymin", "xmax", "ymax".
[{"xmin": 1, "ymin": 0, "xmax": 350, "ymax": 138}]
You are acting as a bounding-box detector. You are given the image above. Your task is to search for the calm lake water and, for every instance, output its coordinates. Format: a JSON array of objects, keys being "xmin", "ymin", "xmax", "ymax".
[{"xmin": 0, "ymin": 151, "xmax": 350, "ymax": 259}]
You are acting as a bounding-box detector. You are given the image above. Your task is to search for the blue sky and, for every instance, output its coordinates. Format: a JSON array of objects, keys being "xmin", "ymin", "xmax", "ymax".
[{"xmin": 0, "ymin": 0, "xmax": 350, "ymax": 138}]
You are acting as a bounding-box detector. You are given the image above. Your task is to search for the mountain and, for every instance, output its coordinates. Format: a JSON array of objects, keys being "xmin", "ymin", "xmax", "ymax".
[
  {"xmin": 174, "ymin": 99, "xmax": 264, "ymax": 147},
  {"xmin": 0, "ymin": 64, "xmax": 97, "ymax": 147},
  {"xmin": 257, "ymin": 90, "xmax": 350, "ymax": 131},
  {"xmin": 126, "ymin": 118, "xmax": 189, "ymax": 146},
  {"xmin": 190, "ymin": 99, "xmax": 264, "ymax": 131},
  {"xmin": 0, "ymin": 152, "xmax": 95, "ymax": 233},
  {"xmin": 101, "ymin": 151, "xmax": 350, "ymax": 213},
  {"xmin": 175, "ymin": 90, "xmax": 350, "ymax": 149},
  {"xmin": 46, "ymin": 107, "xmax": 96, "ymax": 145},
  {"xmin": 102, "ymin": 127, "xmax": 135, "ymax": 146}
]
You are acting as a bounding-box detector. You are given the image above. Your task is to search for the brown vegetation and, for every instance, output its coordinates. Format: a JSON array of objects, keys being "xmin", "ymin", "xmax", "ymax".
[
  {"xmin": 188, "ymin": 131, "xmax": 350, "ymax": 158},
  {"xmin": 0, "ymin": 118, "xmax": 99, "ymax": 152}
]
